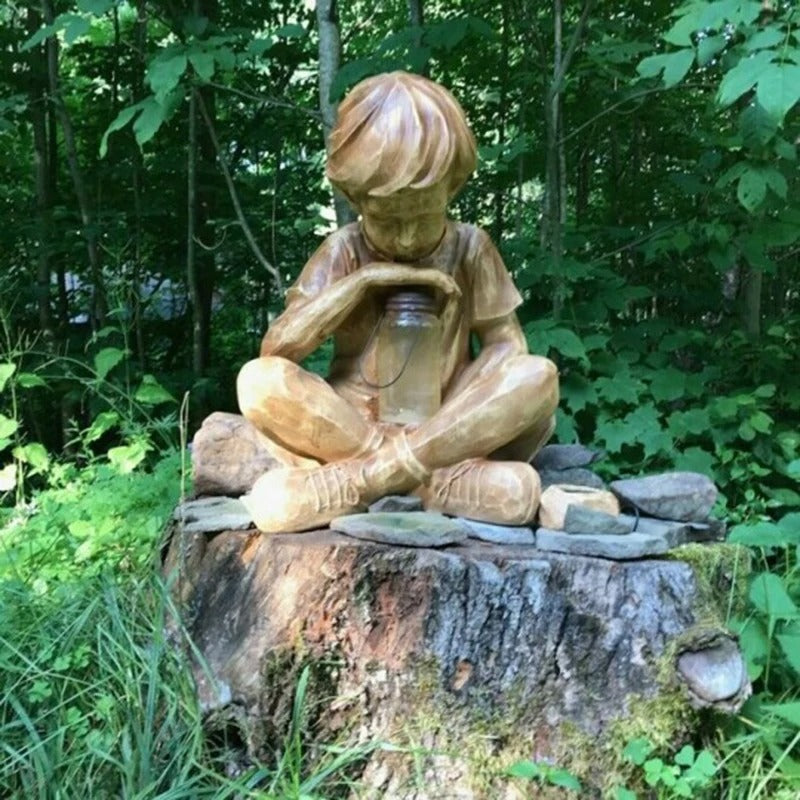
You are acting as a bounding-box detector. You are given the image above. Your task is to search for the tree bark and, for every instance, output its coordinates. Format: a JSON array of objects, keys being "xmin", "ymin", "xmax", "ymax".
[
  {"xmin": 42, "ymin": 0, "xmax": 104, "ymax": 331},
  {"xmin": 542, "ymin": 0, "xmax": 594, "ymax": 320},
  {"xmin": 741, "ymin": 266, "xmax": 762, "ymax": 340},
  {"xmin": 164, "ymin": 526, "xmax": 748, "ymax": 797},
  {"xmin": 316, "ymin": 0, "xmax": 356, "ymax": 227},
  {"xmin": 27, "ymin": 6, "xmax": 55, "ymax": 345}
]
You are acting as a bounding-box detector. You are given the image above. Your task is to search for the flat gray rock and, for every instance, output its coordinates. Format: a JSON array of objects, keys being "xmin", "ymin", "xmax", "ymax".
[
  {"xmin": 533, "ymin": 444, "xmax": 605, "ymax": 471},
  {"xmin": 564, "ymin": 505, "xmax": 634, "ymax": 536},
  {"xmin": 687, "ymin": 519, "xmax": 727, "ymax": 542},
  {"xmin": 331, "ymin": 512, "xmax": 467, "ymax": 547},
  {"xmin": 174, "ymin": 496, "xmax": 254, "ymax": 534},
  {"xmin": 610, "ymin": 472, "xmax": 718, "ymax": 521},
  {"xmin": 539, "ymin": 467, "xmax": 605, "ymax": 490},
  {"xmin": 368, "ymin": 495, "xmax": 424, "ymax": 514},
  {"xmin": 536, "ymin": 516, "xmax": 689, "ymax": 559},
  {"xmin": 455, "ymin": 518, "xmax": 535, "ymax": 545}
]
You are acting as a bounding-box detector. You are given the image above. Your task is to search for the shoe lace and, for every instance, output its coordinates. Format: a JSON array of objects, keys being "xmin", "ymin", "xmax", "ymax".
[
  {"xmin": 432, "ymin": 460, "xmax": 481, "ymax": 506},
  {"xmin": 306, "ymin": 464, "xmax": 364, "ymax": 514}
]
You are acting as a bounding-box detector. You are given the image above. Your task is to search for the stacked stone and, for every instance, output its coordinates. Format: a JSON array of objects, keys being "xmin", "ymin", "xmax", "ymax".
[{"xmin": 186, "ymin": 417, "xmax": 724, "ymax": 560}]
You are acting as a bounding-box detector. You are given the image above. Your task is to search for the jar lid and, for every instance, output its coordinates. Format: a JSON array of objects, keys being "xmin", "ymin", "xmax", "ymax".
[{"xmin": 385, "ymin": 287, "xmax": 437, "ymax": 314}]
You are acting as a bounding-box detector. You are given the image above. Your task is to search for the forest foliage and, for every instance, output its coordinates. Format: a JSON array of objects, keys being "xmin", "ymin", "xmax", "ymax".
[{"xmin": 1, "ymin": 0, "xmax": 799, "ymax": 797}]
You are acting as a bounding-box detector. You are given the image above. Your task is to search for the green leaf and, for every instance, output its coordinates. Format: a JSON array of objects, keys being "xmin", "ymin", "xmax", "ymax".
[
  {"xmin": 749, "ymin": 572, "xmax": 799, "ymax": 620},
  {"xmin": 763, "ymin": 167, "xmax": 787, "ymax": 199},
  {"xmin": 697, "ymin": 34, "xmax": 726, "ymax": 66},
  {"xmin": 0, "ymin": 413, "xmax": 19, "ymax": 440},
  {"xmin": 749, "ymin": 410, "xmax": 773, "ymax": 433},
  {"xmin": 93, "ymin": 347, "xmax": 125, "ymax": 381},
  {"xmin": 275, "ymin": 23, "xmax": 306, "ymax": 39},
  {"xmin": 12, "ymin": 442, "xmax": 49, "ymax": 474},
  {"xmin": 787, "ymin": 459, "xmax": 800, "ymax": 479},
  {"xmin": 664, "ymin": 10, "xmax": 702, "ymax": 47},
  {"xmin": 738, "ymin": 420, "xmax": 756, "ymax": 441},
  {"xmin": 623, "ymin": 737, "xmax": 653, "ymax": 766},
  {"xmin": 133, "ymin": 97, "xmax": 168, "ymax": 146},
  {"xmin": 668, "ymin": 407, "xmax": 710, "ymax": 437},
  {"xmin": 663, "ymin": 49, "xmax": 695, "ymax": 87},
  {"xmin": 108, "ymin": 440, "xmax": 150, "ymax": 474},
  {"xmin": 688, "ymin": 749, "xmax": 717, "ymax": 781},
  {"xmin": 594, "ymin": 376, "xmax": 644, "ymax": 405},
  {"xmin": 729, "ymin": 521, "xmax": 800, "ymax": 548},
  {"xmin": 674, "ymin": 744, "xmax": 695, "ymax": 767},
  {"xmin": 674, "ymin": 446, "xmax": 716, "ymax": 475},
  {"xmin": 595, "ymin": 418, "xmax": 629, "ymax": 454},
  {"xmin": 624, "ymin": 403, "xmax": 672, "ymax": 458},
  {"xmin": 737, "ymin": 167, "xmax": 767, "ymax": 211},
  {"xmin": 745, "ymin": 27, "xmax": 785, "ymax": 51},
  {"xmin": 756, "ymin": 64, "xmax": 800, "ymax": 123},
  {"xmin": 147, "ymin": 52, "xmax": 188, "ymax": 101},
  {"xmin": 649, "ymin": 367, "xmax": 686, "ymax": 402},
  {"xmin": 775, "ymin": 138, "xmax": 797, "ymax": 161},
  {"xmin": 16, "ymin": 372, "xmax": 46, "ymax": 389},
  {"xmin": 189, "ymin": 51, "xmax": 215, "ymax": 82},
  {"xmin": 0, "ymin": 362, "xmax": 16, "ymax": 393},
  {"xmin": 99, "ymin": 103, "xmax": 141, "ymax": 158},
  {"xmin": 507, "ymin": 760, "xmax": 542, "ymax": 780},
  {"xmin": 84, "ymin": 411, "xmax": 119, "ymax": 444},
  {"xmin": 754, "ymin": 383, "xmax": 776, "ymax": 398},
  {"xmin": 544, "ymin": 328, "xmax": 587, "ymax": 361},
  {"xmin": 134, "ymin": 375, "xmax": 176, "ymax": 405},
  {"xmin": 561, "ymin": 374, "xmax": 597, "ymax": 413},
  {"xmin": 777, "ymin": 634, "xmax": 800, "ymax": 675},
  {"xmin": 548, "ymin": 768, "xmax": 582, "ymax": 791},
  {"xmin": 63, "ymin": 15, "xmax": 90, "ymax": 44},
  {"xmin": 764, "ymin": 702, "xmax": 800, "ymax": 727},
  {"xmin": 614, "ymin": 788, "xmax": 637, "ymax": 800},
  {"xmin": 718, "ymin": 50, "xmax": 774, "ymax": 107},
  {"xmin": 740, "ymin": 103, "xmax": 778, "ymax": 147},
  {"xmin": 77, "ymin": 0, "xmax": 115, "ymax": 13}
]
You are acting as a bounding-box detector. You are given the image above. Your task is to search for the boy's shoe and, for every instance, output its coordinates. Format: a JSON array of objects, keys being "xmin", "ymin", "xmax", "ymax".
[
  {"xmin": 244, "ymin": 462, "xmax": 368, "ymax": 533},
  {"xmin": 416, "ymin": 459, "xmax": 541, "ymax": 525}
]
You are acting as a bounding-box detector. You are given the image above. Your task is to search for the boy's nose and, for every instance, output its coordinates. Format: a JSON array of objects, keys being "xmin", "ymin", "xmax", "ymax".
[{"xmin": 397, "ymin": 224, "xmax": 417, "ymax": 248}]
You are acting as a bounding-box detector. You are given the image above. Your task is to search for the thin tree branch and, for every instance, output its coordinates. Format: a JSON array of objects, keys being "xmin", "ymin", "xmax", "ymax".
[
  {"xmin": 194, "ymin": 87, "xmax": 284, "ymax": 295},
  {"xmin": 550, "ymin": 0, "xmax": 595, "ymax": 98}
]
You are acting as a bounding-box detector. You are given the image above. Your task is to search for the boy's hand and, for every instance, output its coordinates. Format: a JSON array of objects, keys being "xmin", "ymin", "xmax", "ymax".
[{"xmin": 360, "ymin": 262, "xmax": 461, "ymax": 300}]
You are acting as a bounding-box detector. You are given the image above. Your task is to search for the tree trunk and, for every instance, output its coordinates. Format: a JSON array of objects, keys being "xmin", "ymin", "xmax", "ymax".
[
  {"xmin": 132, "ymin": 0, "xmax": 148, "ymax": 369},
  {"xmin": 27, "ymin": 6, "xmax": 55, "ymax": 345},
  {"xmin": 42, "ymin": 0, "xmax": 104, "ymax": 332},
  {"xmin": 541, "ymin": 0, "xmax": 594, "ymax": 320},
  {"xmin": 741, "ymin": 266, "xmax": 762, "ymax": 340},
  {"xmin": 164, "ymin": 525, "xmax": 748, "ymax": 797},
  {"xmin": 316, "ymin": 0, "xmax": 356, "ymax": 227}
]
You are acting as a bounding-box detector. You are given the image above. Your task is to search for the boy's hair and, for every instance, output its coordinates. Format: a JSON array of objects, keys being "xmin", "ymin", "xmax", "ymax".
[{"xmin": 326, "ymin": 71, "xmax": 477, "ymax": 205}]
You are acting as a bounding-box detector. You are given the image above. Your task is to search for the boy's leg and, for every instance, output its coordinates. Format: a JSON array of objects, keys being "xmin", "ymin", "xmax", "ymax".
[
  {"xmin": 237, "ymin": 356, "xmax": 385, "ymax": 463},
  {"xmin": 405, "ymin": 354, "xmax": 558, "ymax": 468}
]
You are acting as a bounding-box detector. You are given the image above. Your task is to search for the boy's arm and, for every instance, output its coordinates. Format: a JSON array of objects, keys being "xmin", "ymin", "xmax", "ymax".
[
  {"xmin": 261, "ymin": 263, "xmax": 460, "ymax": 362},
  {"xmin": 444, "ymin": 312, "xmax": 528, "ymax": 397}
]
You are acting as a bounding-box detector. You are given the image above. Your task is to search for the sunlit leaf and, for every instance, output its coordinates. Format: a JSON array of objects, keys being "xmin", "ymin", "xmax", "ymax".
[
  {"xmin": 0, "ymin": 363, "xmax": 16, "ymax": 393},
  {"xmin": 749, "ymin": 572, "xmax": 799, "ymax": 620},
  {"xmin": 93, "ymin": 347, "xmax": 125, "ymax": 381}
]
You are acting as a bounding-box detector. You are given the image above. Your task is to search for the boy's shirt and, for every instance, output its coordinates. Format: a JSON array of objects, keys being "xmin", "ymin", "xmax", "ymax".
[{"xmin": 285, "ymin": 220, "xmax": 523, "ymax": 415}]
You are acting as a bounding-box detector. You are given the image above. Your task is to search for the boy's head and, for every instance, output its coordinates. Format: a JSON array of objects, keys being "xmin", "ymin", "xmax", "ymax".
[{"xmin": 326, "ymin": 71, "xmax": 477, "ymax": 208}]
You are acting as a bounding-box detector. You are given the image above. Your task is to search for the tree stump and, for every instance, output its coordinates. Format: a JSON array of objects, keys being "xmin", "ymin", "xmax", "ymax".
[{"xmin": 163, "ymin": 522, "xmax": 748, "ymax": 798}]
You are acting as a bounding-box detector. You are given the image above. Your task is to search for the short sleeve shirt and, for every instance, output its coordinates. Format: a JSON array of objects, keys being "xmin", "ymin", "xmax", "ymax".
[{"xmin": 284, "ymin": 220, "xmax": 523, "ymax": 410}]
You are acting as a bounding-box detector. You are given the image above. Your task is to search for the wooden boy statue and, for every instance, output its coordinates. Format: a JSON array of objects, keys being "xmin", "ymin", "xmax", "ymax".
[{"xmin": 238, "ymin": 71, "xmax": 558, "ymax": 533}]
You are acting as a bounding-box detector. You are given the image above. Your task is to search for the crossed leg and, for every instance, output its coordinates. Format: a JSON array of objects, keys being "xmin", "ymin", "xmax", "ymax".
[{"xmin": 237, "ymin": 354, "xmax": 558, "ymax": 530}]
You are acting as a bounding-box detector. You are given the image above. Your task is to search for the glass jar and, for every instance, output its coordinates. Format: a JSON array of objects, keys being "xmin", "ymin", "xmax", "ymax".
[{"xmin": 377, "ymin": 288, "xmax": 442, "ymax": 425}]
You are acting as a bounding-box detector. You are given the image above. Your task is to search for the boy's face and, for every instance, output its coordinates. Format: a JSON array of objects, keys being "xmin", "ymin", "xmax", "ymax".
[{"xmin": 360, "ymin": 185, "xmax": 448, "ymax": 263}]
